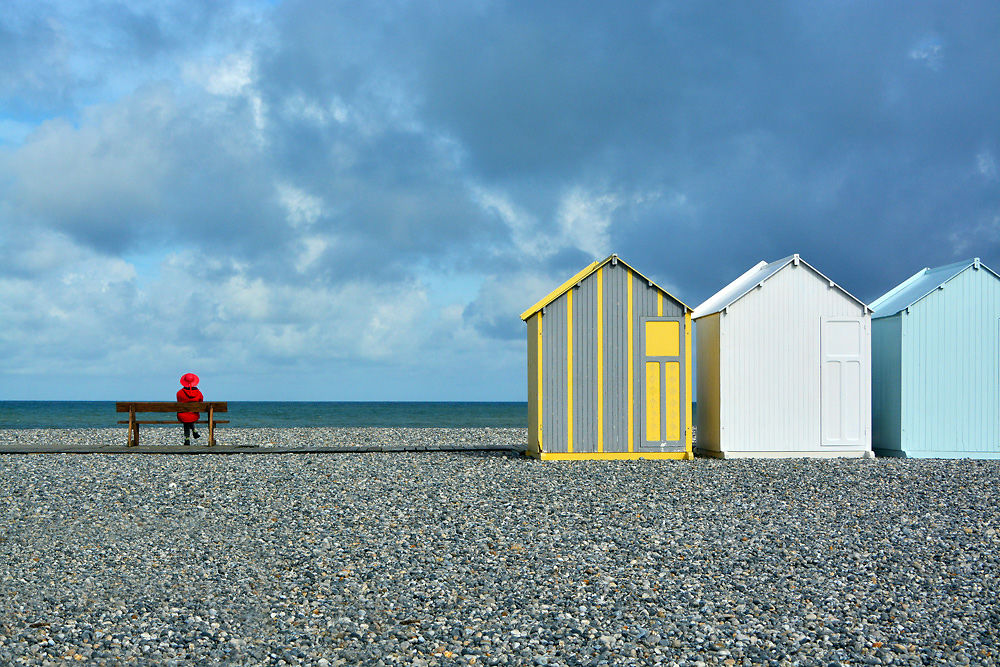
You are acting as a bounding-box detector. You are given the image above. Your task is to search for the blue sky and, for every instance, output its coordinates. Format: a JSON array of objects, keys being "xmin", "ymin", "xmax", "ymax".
[{"xmin": 1, "ymin": 1, "xmax": 998, "ymax": 400}]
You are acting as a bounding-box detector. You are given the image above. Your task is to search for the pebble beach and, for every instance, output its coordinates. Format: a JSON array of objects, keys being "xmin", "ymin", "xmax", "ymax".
[{"xmin": 1, "ymin": 428, "xmax": 999, "ymax": 666}]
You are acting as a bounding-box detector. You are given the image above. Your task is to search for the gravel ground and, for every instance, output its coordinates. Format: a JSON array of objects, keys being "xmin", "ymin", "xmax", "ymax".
[{"xmin": 1, "ymin": 429, "xmax": 999, "ymax": 666}]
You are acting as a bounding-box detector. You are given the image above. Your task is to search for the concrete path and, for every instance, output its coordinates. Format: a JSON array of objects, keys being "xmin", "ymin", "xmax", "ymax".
[{"xmin": 0, "ymin": 443, "xmax": 527, "ymax": 455}]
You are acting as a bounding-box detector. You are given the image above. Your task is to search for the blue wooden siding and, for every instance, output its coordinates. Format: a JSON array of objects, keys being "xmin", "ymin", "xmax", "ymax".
[
  {"xmin": 899, "ymin": 266, "xmax": 1000, "ymax": 457},
  {"xmin": 871, "ymin": 316, "xmax": 902, "ymax": 454}
]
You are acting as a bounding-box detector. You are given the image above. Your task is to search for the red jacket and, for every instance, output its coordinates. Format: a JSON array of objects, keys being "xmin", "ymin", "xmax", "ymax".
[{"xmin": 176, "ymin": 387, "xmax": 204, "ymax": 423}]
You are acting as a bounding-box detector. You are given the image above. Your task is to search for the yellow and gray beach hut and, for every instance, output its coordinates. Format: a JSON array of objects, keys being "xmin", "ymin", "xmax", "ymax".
[{"xmin": 521, "ymin": 254, "xmax": 693, "ymax": 460}]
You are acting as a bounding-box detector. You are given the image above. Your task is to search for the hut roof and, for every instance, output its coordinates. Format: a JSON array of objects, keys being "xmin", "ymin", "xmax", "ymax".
[
  {"xmin": 520, "ymin": 253, "xmax": 691, "ymax": 321},
  {"xmin": 692, "ymin": 253, "xmax": 870, "ymax": 320},
  {"xmin": 869, "ymin": 257, "xmax": 1000, "ymax": 319}
]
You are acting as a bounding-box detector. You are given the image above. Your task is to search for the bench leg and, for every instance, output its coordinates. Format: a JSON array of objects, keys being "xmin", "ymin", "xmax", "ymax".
[
  {"xmin": 209, "ymin": 407, "xmax": 216, "ymax": 446},
  {"xmin": 129, "ymin": 408, "xmax": 137, "ymax": 447}
]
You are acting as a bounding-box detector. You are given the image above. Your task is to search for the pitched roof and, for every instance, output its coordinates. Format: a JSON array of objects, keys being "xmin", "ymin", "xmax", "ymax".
[
  {"xmin": 520, "ymin": 253, "xmax": 691, "ymax": 321},
  {"xmin": 869, "ymin": 257, "xmax": 1000, "ymax": 319},
  {"xmin": 692, "ymin": 253, "xmax": 869, "ymax": 319}
]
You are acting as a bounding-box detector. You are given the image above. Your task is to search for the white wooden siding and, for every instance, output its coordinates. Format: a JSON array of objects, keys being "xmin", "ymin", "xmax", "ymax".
[{"xmin": 718, "ymin": 263, "xmax": 871, "ymax": 454}]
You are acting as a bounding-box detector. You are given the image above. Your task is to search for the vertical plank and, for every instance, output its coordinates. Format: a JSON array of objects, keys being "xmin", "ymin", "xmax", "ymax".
[{"xmin": 627, "ymin": 272, "xmax": 634, "ymax": 453}]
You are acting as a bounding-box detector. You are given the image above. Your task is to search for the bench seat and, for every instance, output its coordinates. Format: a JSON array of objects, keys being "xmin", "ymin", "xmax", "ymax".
[{"xmin": 117, "ymin": 420, "xmax": 231, "ymax": 425}]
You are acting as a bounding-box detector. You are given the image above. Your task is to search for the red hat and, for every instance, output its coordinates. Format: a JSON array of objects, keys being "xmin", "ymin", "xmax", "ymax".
[{"xmin": 180, "ymin": 373, "xmax": 200, "ymax": 388}]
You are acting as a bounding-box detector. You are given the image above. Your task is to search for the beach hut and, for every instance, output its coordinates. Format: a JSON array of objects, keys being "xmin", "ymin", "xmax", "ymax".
[
  {"xmin": 870, "ymin": 257, "xmax": 1000, "ymax": 458},
  {"xmin": 521, "ymin": 254, "xmax": 693, "ymax": 460},
  {"xmin": 693, "ymin": 254, "xmax": 873, "ymax": 458}
]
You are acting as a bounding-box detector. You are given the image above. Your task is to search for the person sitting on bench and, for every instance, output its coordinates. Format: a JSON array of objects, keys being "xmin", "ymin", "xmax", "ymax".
[{"xmin": 177, "ymin": 373, "xmax": 203, "ymax": 445}]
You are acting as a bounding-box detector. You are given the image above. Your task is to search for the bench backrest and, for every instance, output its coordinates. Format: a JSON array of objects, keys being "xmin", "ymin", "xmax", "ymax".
[{"xmin": 116, "ymin": 402, "xmax": 228, "ymax": 413}]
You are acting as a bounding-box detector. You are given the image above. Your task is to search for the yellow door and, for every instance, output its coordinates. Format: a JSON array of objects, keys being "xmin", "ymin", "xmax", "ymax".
[{"xmin": 642, "ymin": 317, "xmax": 685, "ymax": 450}]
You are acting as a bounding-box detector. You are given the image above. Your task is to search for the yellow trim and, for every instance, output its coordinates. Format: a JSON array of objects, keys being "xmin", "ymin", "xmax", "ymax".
[
  {"xmin": 537, "ymin": 312, "xmax": 544, "ymax": 452},
  {"xmin": 596, "ymin": 267, "xmax": 603, "ymax": 453},
  {"xmin": 520, "ymin": 257, "xmax": 602, "ymax": 321},
  {"xmin": 520, "ymin": 254, "xmax": 693, "ymax": 321},
  {"xmin": 567, "ymin": 288, "xmax": 573, "ymax": 454},
  {"xmin": 657, "ymin": 292, "xmax": 663, "ymax": 316},
  {"xmin": 684, "ymin": 311, "xmax": 693, "ymax": 454},
  {"xmin": 531, "ymin": 451, "xmax": 691, "ymax": 461},
  {"xmin": 627, "ymin": 272, "xmax": 634, "ymax": 453}
]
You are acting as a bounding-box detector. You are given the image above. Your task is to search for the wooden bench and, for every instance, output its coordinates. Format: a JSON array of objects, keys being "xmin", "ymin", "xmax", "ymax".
[{"xmin": 116, "ymin": 402, "xmax": 229, "ymax": 447}]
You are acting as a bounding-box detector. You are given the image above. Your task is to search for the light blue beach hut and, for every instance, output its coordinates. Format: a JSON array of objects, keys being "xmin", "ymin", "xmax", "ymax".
[{"xmin": 870, "ymin": 257, "xmax": 1000, "ymax": 458}]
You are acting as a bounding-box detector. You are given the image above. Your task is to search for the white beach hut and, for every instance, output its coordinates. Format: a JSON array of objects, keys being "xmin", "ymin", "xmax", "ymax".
[{"xmin": 693, "ymin": 254, "xmax": 873, "ymax": 458}]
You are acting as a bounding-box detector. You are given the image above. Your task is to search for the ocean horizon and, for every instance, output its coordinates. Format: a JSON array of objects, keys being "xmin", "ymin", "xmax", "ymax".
[{"xmin": 0, "ymin": 401, "xmax": 529, "ymax": 429}]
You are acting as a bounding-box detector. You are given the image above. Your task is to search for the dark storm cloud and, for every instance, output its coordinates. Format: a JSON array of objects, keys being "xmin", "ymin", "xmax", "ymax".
[
  {"xmin": 385, "ymin": 0, "xmax": 1000, "ymax": 303},
  {"xmin": 249, "ymin": 0, "xmax": 998, "ymax": 309}
]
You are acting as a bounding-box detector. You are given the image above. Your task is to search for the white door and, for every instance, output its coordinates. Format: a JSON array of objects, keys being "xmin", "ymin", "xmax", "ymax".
[{"xmin": 821, "ymin": 317, "xmax": 868, "ymax": 446}]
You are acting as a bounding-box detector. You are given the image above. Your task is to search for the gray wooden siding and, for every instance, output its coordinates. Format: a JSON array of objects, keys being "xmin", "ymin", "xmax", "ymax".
[
  {"xmin": 536, "ymin": 259, "xmax": 689, "ymax": 455},
  {"xmin": 602, "ymin": 263, "xmax": 629, "ymax": 452},
  {"xmin": 572, "ymin": 276, "xmax": 599, "ymax": 453},
  {"xmin": 541, "ymin": 293, "xmax": 568, "ymax": 453}
]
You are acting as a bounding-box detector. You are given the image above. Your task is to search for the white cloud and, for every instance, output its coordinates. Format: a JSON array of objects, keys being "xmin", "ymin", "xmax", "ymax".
[
  {"xmin": 5, "ymin": 93, "xmax": 175, "ymax": 228},
  {"xmin": 219, "ymin": 274, "xmax": 272, "ymax": 321},
  {"xmin": 185, "ymin": 52, "xmax": 254, "ymax": 97},
  {"xmin": 909, "ymin": 36, "xmax": 944, "ymax": 71},
  {"xmin": 0, "ymin": 247, "xmax": 142, "ymax": 376},
  {"xmin": 295, "ymin": 235, "xmax": 330, "ymax": 273},
  {"xmin": 277, "ymin": 183, "xmax": 325, "ymax": 228},
  {"xmin": 183, "ymin": 51, "xmax": 267, "ymax": 133},
  {"xmin": 282, "ymin": 93, "xmax": 333, "ymax": 126},
  {"xmin": 556, "ymin": 186, "xmax": 619, "ymax": 258},
  {"xmin": 950, "ymin": 212, "xmax": 1000, "ymax": 255},
  {"xmin": 977, "ymin": 150, "xmax": 998, "ymax": 182},
  {"xmin": 470, "ymin": 184, "xmax": 547, "ymax": 259}
]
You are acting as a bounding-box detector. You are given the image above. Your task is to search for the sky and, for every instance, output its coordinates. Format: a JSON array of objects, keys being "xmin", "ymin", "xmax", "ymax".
[{"xmin": 1, "ymin": 1, "xmax": 999, "ymax": 401}]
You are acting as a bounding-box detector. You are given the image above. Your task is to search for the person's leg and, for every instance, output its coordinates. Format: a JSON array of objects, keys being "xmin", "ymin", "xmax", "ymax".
[{"xmin": 183, "ymin": 422, "xmax": 192, "ymax": 444}]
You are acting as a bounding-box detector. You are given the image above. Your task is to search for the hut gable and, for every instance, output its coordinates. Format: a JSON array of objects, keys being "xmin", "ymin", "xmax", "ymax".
[
  {"xmin": 693, "ymin": 254, "xmax": 868, "ymax": 320},
  {"xmin": 521, "ymin": 254, "xmax": 690, "ymax": 321},
  {"xmin": 870, "ymin": 257, "xmax": 1000, "ymax": 319}
]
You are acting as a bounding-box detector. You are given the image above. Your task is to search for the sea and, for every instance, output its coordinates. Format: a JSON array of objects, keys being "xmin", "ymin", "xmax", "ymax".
[{"xmin": 0, "ymin": 401, "xmax": 529, "ymax": 430}]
